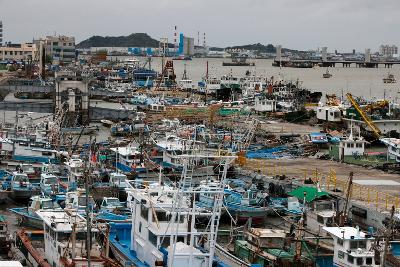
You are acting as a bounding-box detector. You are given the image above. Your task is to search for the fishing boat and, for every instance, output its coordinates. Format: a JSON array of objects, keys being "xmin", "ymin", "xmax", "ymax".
[
  {"xmin": 222, "ymin": 56, "xmax": 255, "ymax": 66},
  {"xmin": 197, "ymin": 181, "xmax": 270, "ymax": 221},
  {"xmin": 9, "ymin": 172, "xmax": 34, "ymax": 200},
  {"xmin": 233, "ymin": 227, "xmax": 333, "ymax": 266},
  {"xmin": 110, "ymin": 146, "xmax": 146, "ymax": 173},
  {"xmin": 64, "ymin": 155, "xmax": 85, "ymax": 188},
  {"xmin": 133, "ymin": 68, "xmax": 158, "ymax": 88},
  {"xmin": 99, "ymin": 197, "xmax": 125, "ymax": 212},
  {"xmin": 40, "ymin": 173, "xmax": 60, "ymax": 197},
  {"xmin": 383, "ymin": 73, "xmax": 396, "ymax": 83},
  {"xmin": 324, "ymin": 226, "xmax": 382, "ymax": 267},
  {"xmin": 178, "ymin": 64, "xmax": 194, "ymax": 91},
  {"xmin": 288, "ymin": 186, "xmax": 336, "ymax": 236},
  {"xmin": 108, "ymin": 172, "xmax": 129, "ymax": 200},
  {"xmin": 64, "ymin": 189, "xmax": 96, "ymax": 214},
  {"xmin": 61, "ymin": 125, "xmax": 99, "ymax": 135},
  {"xmin": 9, "ymin": 195, "xmax": 62, "ymax": 229},
  {"xmin": 19, "ymin": 210, "xmax": 111, "ymax": 266},
  {"xmin": 107, "ymin": 155, "xmax": 237, "ymax": 267},
  {"xmin": 323, "ymin": 68, "xmax": 332, "ymax": 78}
]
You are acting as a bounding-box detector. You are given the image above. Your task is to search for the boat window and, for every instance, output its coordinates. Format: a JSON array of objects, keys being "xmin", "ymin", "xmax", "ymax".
[
  {"xmin": 358, "ymin": 240, "xmax": 366, "ymax": 249},
  {"xmin": 338, "ymin": 251, "xmax": 344, "ymax": 259},
  {"xmin": 149, "ymin": 231, "xmax": 157, "ymax": 247},
  {"xmin": 365, "ymin": 257, "xmax": 372, "ymax": 265},
  {"xmin": 57, "ymin": 232, "xmax": 70, "ymax": 241},
  {"xmin": 356, "ymin": 257, "xmax": 363, "ymax": 265},
  {"xmin": 160, "ymin": 236, "xmax": 170, "ymax": 248},
  {"xmin": 141, "ymin": 205, "xmax": 148, "ymax": 220},
  {"xmin": 317, "ymin": 215, "xmax": 324, "ymax": 224},
  {"xmin": 14, "ymin": 175, "xmax": 28, "ymax": 183},
  {"xmin": 315, "ymin": 202, "xmax": 333, "ymax": 211},
  {"xmin": 42, "ymin": 200, "xmax": 60, "ymax": 209},
  {"xmin": 348, "ymin": 255, "xmax": 354, "ymax": 264}
]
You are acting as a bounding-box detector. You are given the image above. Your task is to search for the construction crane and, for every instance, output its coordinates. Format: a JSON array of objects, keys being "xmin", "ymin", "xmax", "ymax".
[{"xmin": 346, "ymin": 93, "xmax": 382, "ymax": 139}]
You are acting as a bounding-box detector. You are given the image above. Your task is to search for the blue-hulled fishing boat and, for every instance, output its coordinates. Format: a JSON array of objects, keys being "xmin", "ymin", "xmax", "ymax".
[{"xmin": 9, "ymin": 196, "xmax": 62, "ymax": 228}]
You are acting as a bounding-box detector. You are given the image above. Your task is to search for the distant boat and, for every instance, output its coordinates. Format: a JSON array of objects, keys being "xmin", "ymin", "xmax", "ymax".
[
  {"xmin": 383, "ymin": 73, "xmax": 396, "ymax": 83},
  {"xmin": 323, "ymin": 68, "xmax": 332, "ymax": 78},
  {"xmin": 223, "ymin": 56, "xmax": 255, "ymax": 66}
]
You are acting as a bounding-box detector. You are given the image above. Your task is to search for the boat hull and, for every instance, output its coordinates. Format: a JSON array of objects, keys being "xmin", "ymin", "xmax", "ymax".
[
  {"xmin": 9, "ymin": 208, "xmax": 43, "ymax": 229},
  {"xmin": 11, "ymin": 189, "xmax": 33, "ymax": 201}
]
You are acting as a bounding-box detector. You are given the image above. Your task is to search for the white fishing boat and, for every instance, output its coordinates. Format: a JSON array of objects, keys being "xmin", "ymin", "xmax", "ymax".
[
  {"xmin": 324, "ymin": 226, "xmax": 382, "ymax": 267},
  {"xmin": 110, "ymin": 146, "xmax": 146, "ymax": 173},
  {"xmin": 107, "ymin": 155, "xmax": 236, "ymax": 267}
]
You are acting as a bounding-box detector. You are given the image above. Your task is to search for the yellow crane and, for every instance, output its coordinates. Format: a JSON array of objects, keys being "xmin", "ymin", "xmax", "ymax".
[{"xmin": 346, "ymin": 93, "xmax": 382, "ymax": 139}]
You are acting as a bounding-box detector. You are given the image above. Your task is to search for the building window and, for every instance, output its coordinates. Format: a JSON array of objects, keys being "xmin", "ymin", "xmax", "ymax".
[
  {"xmin": 356, "ymin": 257, "xmax": 363, "ymax": 265},
  {"xmin": 337, "ymin": 238, "xmax": 343, "ymax": 246},
  {"xmin": 366, "ymin": 257, "xmax": 372, "ymax": 265}
]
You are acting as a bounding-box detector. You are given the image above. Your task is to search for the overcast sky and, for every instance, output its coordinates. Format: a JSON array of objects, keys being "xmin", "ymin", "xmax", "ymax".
[{"xmin": 1, "ymin": 0, "xmax": 398, "ymax": 52}]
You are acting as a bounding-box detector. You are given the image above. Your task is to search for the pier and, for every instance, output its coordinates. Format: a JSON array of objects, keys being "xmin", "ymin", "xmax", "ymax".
[{"xmin": 273, "ymin": 46, "xmax": 400, "ymax": 68}]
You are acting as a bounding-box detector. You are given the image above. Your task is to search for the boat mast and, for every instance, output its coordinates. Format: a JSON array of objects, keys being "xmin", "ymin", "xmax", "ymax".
[{"xmin": 85, "ymin": 137, "xmax": 93, "ymax": 267}]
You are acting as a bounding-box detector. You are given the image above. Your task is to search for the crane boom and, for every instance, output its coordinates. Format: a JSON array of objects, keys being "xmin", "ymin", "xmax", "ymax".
[{"xmin": 346, "ymin": 93, "xmax": 381, "ymax": 139}]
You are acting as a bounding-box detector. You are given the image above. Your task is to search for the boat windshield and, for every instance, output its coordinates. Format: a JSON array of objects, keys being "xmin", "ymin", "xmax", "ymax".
[
  {"xmin": 14, "ymin": 175, "xmax": 28, "ymax": 183},
  {"xmin": 42, "ymin": 200, "xmax": 60, "ymax": 209}
]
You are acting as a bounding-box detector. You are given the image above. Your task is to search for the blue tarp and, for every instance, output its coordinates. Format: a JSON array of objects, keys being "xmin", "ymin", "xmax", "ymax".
[{"xmin": 246, "ymin": 146, "xmax": 290, "ymax": 159}]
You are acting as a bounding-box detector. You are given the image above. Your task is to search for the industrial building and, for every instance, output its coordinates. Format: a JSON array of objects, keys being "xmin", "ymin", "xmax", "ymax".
[
  {"xmin": 379, "ymin": 44, "xmax": 398, "ymax": 57},
  {"xmin": 178, "ymin": 34, "xmax": 194, "ymax": 56}
]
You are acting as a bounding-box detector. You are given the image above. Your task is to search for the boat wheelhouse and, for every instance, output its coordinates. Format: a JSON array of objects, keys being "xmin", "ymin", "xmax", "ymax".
[
  {"xmin": 324, "ymin": 226, "xmax": 382, "ymax": 267},
  {"xmin": 110, "ymin": 146, "xmax": 146, "ymax": 173},
  {"xmin": 10, "ymin": 172, "xmax": 33, "ymax": 200},
  {"xmin": 9, "ymin": 195, "xmax": 62, "ymax": 229},
  {"xmin": 36, "ymin": 210, "xmax": 107, "ymax": 266}
]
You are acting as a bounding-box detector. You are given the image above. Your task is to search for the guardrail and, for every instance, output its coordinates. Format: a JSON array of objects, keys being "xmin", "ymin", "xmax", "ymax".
[{"xmin": 242, "ymin": 159, "xmax": 399, "ymax": 212}]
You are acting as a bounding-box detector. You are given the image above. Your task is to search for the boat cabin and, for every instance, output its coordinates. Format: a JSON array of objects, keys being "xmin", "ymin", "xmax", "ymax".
[
  {"xmin": 324, "ymin": 226, "xmax": 381, "ymax": 267},
  {"xmin": 110, "ymin": 146, "xmax": 146, "ymax": 173},
  {"xmin": 36, "ymin": 210, "xmax": 105, "ymax": 267},
  {"xmin": 126, "ymin": 185, "xmax": 211, "ymax": 267},
  {"xmin": 380, "ymin": 138, "xmax": 400, "ymax": 162},
  {"xmin": 254, "ymin": 97, "xmax": 277, "ymax": 112},
  {"xmin": 100, "ymin": 197, "xmax": 124, "ymax": 212},
  {"xmin": 40, "ymin": 173, "xmax": 59, "ymax": 196},
  {"xmin": 64, "ymin": 155, "xmax": 84, "ymax": 184},
  {"xmin": 317, "ymin": 105, "xmax": 342, "ymax": 122},
  {"xmin": 109, "ymin": 172, "xmax": 128, "ymax": 189}
]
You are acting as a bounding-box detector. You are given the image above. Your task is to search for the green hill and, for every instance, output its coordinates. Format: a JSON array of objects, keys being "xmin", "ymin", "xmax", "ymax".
[{"xmin": 77, "ymin": 33, "xmax": 161, "ymax": 48}]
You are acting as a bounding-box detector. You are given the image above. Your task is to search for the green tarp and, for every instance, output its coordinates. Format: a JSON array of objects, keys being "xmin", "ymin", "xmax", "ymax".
[{"xmin": 288, "ymin": 186, "xmax": 329, "ymax": 203}]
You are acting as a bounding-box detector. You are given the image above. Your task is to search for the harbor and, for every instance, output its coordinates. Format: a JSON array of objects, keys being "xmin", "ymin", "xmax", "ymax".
[{"xmin": 1, "ymin": 2, "xmax": 400, "ymax": 267}]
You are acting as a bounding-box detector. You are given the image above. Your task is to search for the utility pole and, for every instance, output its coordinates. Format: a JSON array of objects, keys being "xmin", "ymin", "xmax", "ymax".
[
  {"xmin": 85, "ymin": 135, "xmax": 92, "ymax": 267},
  {"xmin": 383, "ymin": 205, "xmax": 395, "ymax": 266},
  {"xmin": 341, "ymin": 172, "xmax": 353, "ymax": 226}
]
